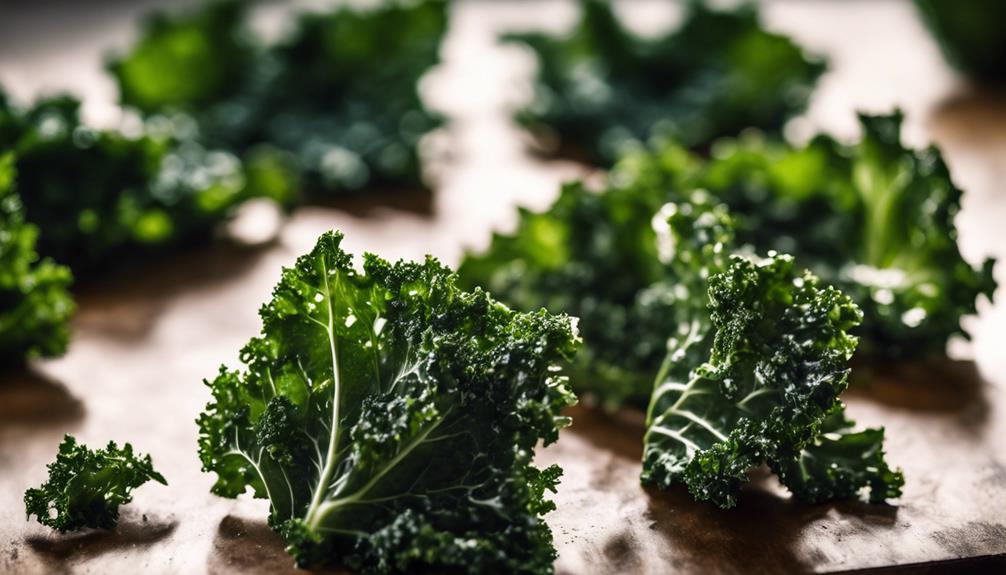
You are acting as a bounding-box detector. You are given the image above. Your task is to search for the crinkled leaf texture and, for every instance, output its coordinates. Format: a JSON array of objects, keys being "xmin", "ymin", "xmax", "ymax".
[
  {"xmin": 109, "ymin": 0, "xmax": 446, "ymax": 198},
  {"xmin": 0, "ymin": 153, "xmax": 73, "ymax": 364},
  {"xmin": 458, "ymin": 180, "xmax": 681, "ymax": 410},
  {"xmin": 24, "ymin": 435, "xmax": 167, "ymax": 532},
  {"xmin": 641, "ymin": 199, "xmax": 903, "ymax": 508},
  {"xmin": 198, "ymin": 231, "xmax": 578, "ymax": 573},
  {"xmin": 507, "ymin": 0, "xmax": 824, "ymax": 164},
  {"xmin": 615, "ymin": 111, "xmax": 997, "ymax": 358}
]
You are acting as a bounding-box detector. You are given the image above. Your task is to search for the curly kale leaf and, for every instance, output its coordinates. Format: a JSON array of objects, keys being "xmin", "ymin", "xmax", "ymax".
[
  {"xmin": 458, "ymin": 180, "xmax": 686, "ymax": 409},
  {"xmin": 197, "ymin": 231, "xmax": 578, "ymax": 573},
  {"xmin": 640, "ymin": 200, "xmax": 902, "ymax": 507},
  {"xmin": 24, "ymin": 435, "xmax": 167, "ymax": 532},
  {"xmin": 615, "ymin": 111, "xmax": 997, "ymax": 358},
  {"xmin": 506, "ymin": 0, "xmax": 825, "ymax": 165},
  {"xmin": 110, "ymin": 0, "xmax": 446, "ymax": 198},
  {"xmin": 0, "ymin": 153, "xmax": 74, "ymax": 364},
  {"xmin": 0, "ymin": 91, "xmax": 274, "ymax": 273}
]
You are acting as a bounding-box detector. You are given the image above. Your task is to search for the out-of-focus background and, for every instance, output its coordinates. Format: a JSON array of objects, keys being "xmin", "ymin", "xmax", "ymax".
[{"xmin": 1, "ymin": 1, "xmax": 1004, "ymax": 573}]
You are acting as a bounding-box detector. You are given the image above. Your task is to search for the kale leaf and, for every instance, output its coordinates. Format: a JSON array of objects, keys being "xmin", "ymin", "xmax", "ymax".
[
  {"xmin": 640, "ymin": 198, "xmax": 902, "ymax": 507},
  {"xmin": 457, "ymin": 179, "xmax": 682, "ymax": 409},
  {"xmin": 110, "ymin": 0, "xmax": 446, "ymax": 198},
  {"xmin": 0, "ymin": 152, "xmax": 74, "ymax": 365},
  {"xmin": 24, "ymin": 434, "xmax": 167, "ymax": 532},
  {"xmin": 506, "ymin": 0, "xmax": 824, "ymax": 164},
  {"xmin": 197, "ymin": 231, "xmax": 578, "ymax": 573},
  {"xmin": 0, "ymin": 90, "xmax": 286, "ymax": 273},
  {"xmin": 616, "ymin": 111, "xmax": 997, "ymax": 358}
]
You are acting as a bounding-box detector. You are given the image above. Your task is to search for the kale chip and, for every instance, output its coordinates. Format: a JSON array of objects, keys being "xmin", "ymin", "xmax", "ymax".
[
  {"xmin": 616, "ymin": 111, "xmax": 997, "ymax": 357},
  {"xmin": 110, "ymin": 0, "xmax": 446, "ymax": 198},
  {"xmin": 507, "ymin": 0, "xmax": 825, "ymax": 164},
  {"xmin": 0, "ymin": 90, "xmax": 282, "ymax": 273},
  {"xmin": 24, "ymin": 435, "xmax": 167, "ymax": 532},
  {"xmin": 0, "ymin": 152, "xmax": 73, "ymax": 365},
  {"xmin": 197, "ymin": 231, "xmax": 578, "ymax": 573},
  {"xmin": 640, "ymin": 199, "xmax": 902, "ymax": 507}
]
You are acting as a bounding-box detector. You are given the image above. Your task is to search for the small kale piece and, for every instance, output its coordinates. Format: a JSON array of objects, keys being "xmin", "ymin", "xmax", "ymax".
[
  {"xmin": 0, "ymin": 91, "xmax": 269, "ymax": 273},
  {"xmin": 507, "ymin": 0, "xmax": 825, "ymax": 164},
  {"xmin": 24, "ymin": 435, "xmax": 167, "ymax": 532},
  {"xmin": 615, "ymin": 111, "xmax": 997, "ymax": 358},
  {"xmin": 197, "ymin": 231, "xmax": 578, "ymax": 573},
  {"xmin": 0, "ymin": 153, "xmax": 74, "ymax": 364},
  {"xmin": 110, "ymin": 0, "xmax": 446, "ymax": 198},
  {"xmin": 640, "ymin": 199, "xmax": 902, "ymax": 508}
]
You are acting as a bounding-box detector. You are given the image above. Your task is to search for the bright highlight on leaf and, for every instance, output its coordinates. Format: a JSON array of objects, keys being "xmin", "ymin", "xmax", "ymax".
[
  {"xmin": 24, "ymin": 435, "xmax": 167, "ymax": 532},
  {"xmin": 197, "ymin": 231, "xmax": 578, "ymax": 572},
  {"xmin": 616, "ymin": 110, "xmax": 997, "ymax": 358}
]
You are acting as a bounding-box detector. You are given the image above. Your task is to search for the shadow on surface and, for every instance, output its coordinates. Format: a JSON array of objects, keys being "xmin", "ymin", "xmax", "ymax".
[
  {"xmin": 643, "ymin": 479, "xmax": 899, "ymax": 575},
  {"xmin": 308, "ymin": 186, "xmax": 435, "ymax": 219},
  {"xmin": 564, "ymin": 402, "xmax": 646, "ymax": 461},
  {"xmin": 850, "ymin": 359, "xmax": 990, "ymax": 433},
  {"xmin": 0, "ymin": 368, "xmax": 82, "ymax": 429},
  {"xmin": 71, "ymin": 240, "xmax": 275, "ymax": 342},
  {"xmin": 26, "ymin": 511, "xmax": 176, "ymax": 564},
  {"xmin": 208, "ymin": 515, "xmax": 343, "ymax": 575}
]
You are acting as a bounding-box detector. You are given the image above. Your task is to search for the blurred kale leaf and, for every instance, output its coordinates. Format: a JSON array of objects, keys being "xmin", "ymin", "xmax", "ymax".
[
  {"xmin": 0, "ymin": 153, "xmax": 74, "ymax": 365},
  {"xmin": 24, "ymin": 434, "xmax": 167, "ymax": 532},
  {"xmin": 914, "ymin": 0, "xmax": 1006, "ymax": 85},
  {"xmin": 616, "ymin": 110, "xmax": 997, "ymax": 358},
  {"xmin": 109, "ymin": 0, "xmax": 447, "ymax": 199},
  {"xmin": 0, "ymin": 90, "xmax": 291, "ymax": 273},
  {"xmin": 198, "ymin": 231, "xmax": 578, "ymax": 572},
  {"xmin": 506, "ymin": 0, "xmax": 825, "ymax": 165}
]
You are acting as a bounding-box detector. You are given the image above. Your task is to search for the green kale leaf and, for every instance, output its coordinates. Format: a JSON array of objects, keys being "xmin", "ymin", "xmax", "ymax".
[
  {"xmin": 110, "ymin": 0, "xmax": 446, "ymax": 198},
  {"xmin": 197, "ymin": 231, "xmax": 578, "ymax": 573},
  {"xmin": 640, "ymin": 198, "xmax": 902, "ymax": 507},
  {"xmin": 0, "ymin": 90, "xmax": 281, "ymax": 273},
  {"xmin": 0, "ymin": 152, "xmax": 74, "ymax": 364},
  {"xmin": 458, "ymin": 179, "xmax": 683, "ymax": 409},
  {"xmin": 616, "ymin": 110, "xmax": 997, "ymax": 357},
  {"xmin": 507, "ymin": 0, "xmax": 825, "ymax": 164},
  {"xmin": 24, "ymin": 434, "xmax": 167, "ymax": 532}
]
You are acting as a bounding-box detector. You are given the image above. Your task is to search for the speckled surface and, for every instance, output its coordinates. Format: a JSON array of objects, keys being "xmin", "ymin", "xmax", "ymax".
[{"xmin": 1, "ymin": 1, "xmax": 1005, "ymax": 574}]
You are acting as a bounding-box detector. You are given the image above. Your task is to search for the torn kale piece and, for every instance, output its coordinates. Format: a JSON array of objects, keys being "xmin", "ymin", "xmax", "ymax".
[{"xmin": 24, "ymin": 435, "xmax": 167, "ymax": 532}]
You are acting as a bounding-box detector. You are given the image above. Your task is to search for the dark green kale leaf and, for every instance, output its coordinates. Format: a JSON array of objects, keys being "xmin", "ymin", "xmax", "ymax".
[
  {"xmin": 640, "ymin": 198, "xmax": 901, "ymax": 508},
  {"xmin": 507, "ymin": 0, "xmax": 825, "ymax": 165},
  {"xmin": 0, "ymin": 90, "xmax": 280, "ymax": 273},
  {"xmin": 0, "ymin": 153, "xmax": 74, "ymax": 364},
  {"xmin": 458, "ymin": 178, "xmax": 689, "ymax": 409},
  {"xmin": 616, "ymin": 111, "xmax": 997, "ymax": 358},
  {"xmin": 197, "ymin": 231, "xmax": 578, "ymax": 573},
  {"xmin": 24, "ymin": 434, "xmax": 167, "ymax": 532},
  {"xmin": 914, "ymin": 0, "xmax": 1006, "ymax": 85},
  {"xmin": 110, "ymin": 0, "xmax": 446, "ymax": 198}
]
